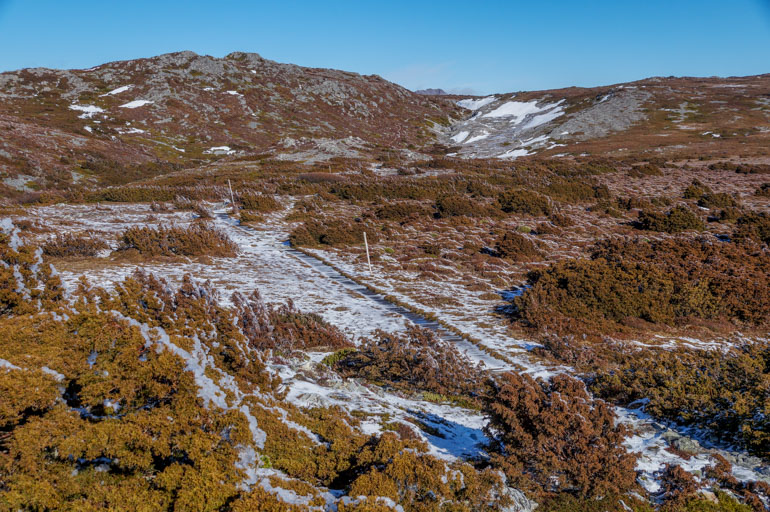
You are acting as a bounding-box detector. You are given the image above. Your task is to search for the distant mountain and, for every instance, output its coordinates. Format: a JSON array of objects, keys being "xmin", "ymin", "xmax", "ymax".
[{"xmin": 414, "ymin": 88, "xmax": 449, "ymax": 96}]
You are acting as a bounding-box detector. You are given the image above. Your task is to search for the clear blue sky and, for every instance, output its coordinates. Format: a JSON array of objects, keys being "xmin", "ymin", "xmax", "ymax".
[{"xmin": 1, "ymin": 0, "xmax": 769, "ymax": 94}]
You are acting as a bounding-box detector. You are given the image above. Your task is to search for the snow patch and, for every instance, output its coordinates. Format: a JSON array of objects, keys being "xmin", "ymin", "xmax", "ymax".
[
  {"xmin": 464, "ymin": 132, "xmax": 489, "ymax": 144},
  {"xmin": 0, "ymin": 358, "xmax": 21, "ymax": 371},
  {"xmin": 450, "ymin": 131, "xmax": 469, "ymax": 143},
  {"xmin": 456, "ymin": 96, "xmax": 496, "ymax": 111},
  {"xmin": 41, "ymin": 366, "xmax": 65, "ymax": 382},
  {"xmin": 497, "ymin": 148, "xmax": 530, "ymax": 159},
  {"xmin": 520, "ymin": 104, "xmax": 565, "ymax": 130},
  {"xmin": 69, "ymin": 104, "xmax": 104, "ymax": 119},
  {"xmin": 100, "ymin": 85, "xmax": 132, "ymax": 96},
  {"xmin": 204, "ymin": 146, "xmax": 236, "ymax": 155},
  {"xmin": 119, "ymin": 100, "xmax": 153, "ymax": 109}
]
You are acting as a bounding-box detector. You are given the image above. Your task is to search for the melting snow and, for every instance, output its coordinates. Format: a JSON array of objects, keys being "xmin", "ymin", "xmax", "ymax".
[
  {"xmin": 497, "ymin": 148, "xmax": 530, "ymax": 159},
  {"xmin": 41, "ymin": 366, "xmax": 65, "ymax": 382},
  {"xmin": 119, "ymin": 100, "xmax": 153, "ymax": 108},
  {"xmin": 483, "ymin": 100, "xmax": 544, "ymax": 120},
  {"xmin": 0, "ymin": 358, "xmax": 21, "ymax": 371},
  {"xmin": 456, "ymin": 96, "xmax": 496, "ymax": 111},
  {"xmin": 520, "ymin": 103, "xmax": 565, "ymax": 130},
  {"xmin": 100, "ymin": 85, "xmax": 132, "ymax": 96},
  {"xmin": 69, "ymin": 104, "xmax": 104, "ymax": 119},
  {"xmin": 483, "ymin": 99, "xmax": 565, "ymax": 128},
  {"xmin": 450, "ymin": 131, "xmax": 469, "ymax": 143},
  {"xmin": 204, "ymin": 146, "xmax": 236, "ymax": 155},
  {"xmin": 464, "ymin": 132, "xmax": 489, "ymax": 144},
  {"xmin": 117, "ymin": 127, "xmax": 146, "ymax": 135}
]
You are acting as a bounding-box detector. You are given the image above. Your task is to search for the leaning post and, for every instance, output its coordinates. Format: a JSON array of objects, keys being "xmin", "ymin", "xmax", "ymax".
[{"xmin": 363, "ymin": 232, "xmax": 373, "ymax": 274}]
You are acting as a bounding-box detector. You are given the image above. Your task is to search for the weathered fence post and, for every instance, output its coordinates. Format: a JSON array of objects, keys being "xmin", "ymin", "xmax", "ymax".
[{"xmin": 363, "ymin": 232, "xmax": 372, "ymax": 274}]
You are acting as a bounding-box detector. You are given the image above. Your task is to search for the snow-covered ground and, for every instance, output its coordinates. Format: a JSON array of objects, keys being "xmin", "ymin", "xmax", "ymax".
[
  {"xmin": 31, "ymin": 203, "xmax": 407, "ymax": 341},
  {"xmin": 16, "ymin": 201, "xmax": 770, "ymax": 489}
]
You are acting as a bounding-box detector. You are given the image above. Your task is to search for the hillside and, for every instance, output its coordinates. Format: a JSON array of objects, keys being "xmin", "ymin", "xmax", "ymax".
[
  {"xmin": 0, "ymin": 51, "xmax": 459, "ymax": 193},
  {"xmin": 443, "ymin": 74, "xmax": 770, "ymax": 160},
  {"xmin": 2, "ymin": 51, "xmax": 770, "ymax": 511},
  {"xmin": 1, "ymin": 52, "xmax": 769, "ymax": 198}
]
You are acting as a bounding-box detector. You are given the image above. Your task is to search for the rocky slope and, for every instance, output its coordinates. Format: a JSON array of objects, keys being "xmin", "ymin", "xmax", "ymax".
[
  {"xmin": 443, "ymin": 74, "xmax": 770, "ymax": 160},
  {"xmin": 0, "ymin": 51, "xmax": 458, "ymax": 192},
  {"xmin": 1, "ymin": 51, "xmax": 768, "ymax": 195}
]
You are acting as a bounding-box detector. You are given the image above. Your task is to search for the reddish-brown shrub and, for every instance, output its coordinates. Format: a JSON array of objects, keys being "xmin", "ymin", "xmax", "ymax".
[
  {"xmin": 637, "ymin": 205, "xmax": 704, "ymax": 233},
  {"xmin": 115, "ymin": 225, "xmax": 238, "ymax": 258},
  {"xmin": 483, "ymin": 372, "xmax": 637, "ymax": 498},
  {"xmin": 289, "ymin": 219, "xmax": 378, "ymax": 247},
  {"xmin": 495, "ymin": 232, "xmax": 543, "ymax": 261},
  {"xmin": 333, "ymin": 327, "xmax": 485, "ymax": 401},
  {"xmin": 42, "ymin": 232, "xmax": 108, "ymax": 257},
  {"xmin": 515, "ymin": 236, "xmax": 770, "ymax": 333},
  {"xmin": 498, "ymin": 189, "xmax": 551, "ymax": 215},
  {"xmin": 232, "ymin": 291, "xmax": 351, "ymax": 352},
  {"xmin": 238, "ymin": 192, "xmax": 281, "ymax": 212}
]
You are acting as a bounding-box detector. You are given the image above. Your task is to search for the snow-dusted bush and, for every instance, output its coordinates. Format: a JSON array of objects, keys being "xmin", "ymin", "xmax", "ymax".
[
  {"xmin": 332, "ymin": 326, "xmax": 485, "ymax": 403},
  {"xmin": 483, "ymin": 372, "xmax": 638, "ymax": 501},
  {"xmin": 115, "ymin": 224, "xmax": 238, "ymax": 258}
]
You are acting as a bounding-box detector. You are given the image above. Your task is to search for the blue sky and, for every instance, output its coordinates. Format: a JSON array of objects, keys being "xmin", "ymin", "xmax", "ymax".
[{"xmin": 0, "ymin": 0, "xmax": 768, "ymax": 94}]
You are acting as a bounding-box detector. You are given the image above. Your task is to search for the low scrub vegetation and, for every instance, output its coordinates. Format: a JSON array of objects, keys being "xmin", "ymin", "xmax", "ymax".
[
  {"xmin": 593, "ymin": 340, "xmax": 770, "ymax": 461},
  {"xmin": 232, "ymin": 291, "xmax": 351, "ymax": 352},
  {"xmin": 374, "ymin": 201, "xmax": 432, "ymax": 222},
  {"xmin": 0, "ymin": 232, "xmax": 515, "ymax": 511},
  {"xmin": 483, "ymin": 372, "xmax": 638, "ymax": 502},
  {"xmin": 114, "ymin": 224, "xmax": 238, "ymax": 258},
  {"xmin": 42, "ymin": 231, "xmax": 108, "ymax": 257},
  {"xmin": 495, "ymin": 232, "xmax": 543, "ymax": 261},
  {"xmin": 331, "ymin": 327, "xmax": 485, "ymax": 403},
  {"xmin": 497, "ymin": 189, "xmax": 551, "ymax": 216},
  {"xmin": 734, "ymin": 211, "xmax": 770, "ymax": 245},
  {"xmin": 289, "ymin": 218, "xmax": 378, "ymax": 247},
  {"xmin": 514, "ymin": 236, "xmax": 770, "ymax": 334},
  {"xmin": 434, "ymin": 194, "xmax": 497, "ymax": 218},
  {"xmin": 637, "ymin": 205, "xmax": 705, "ymax": 233},
  {"xmin": 238, "ymin": 192, "xmax": 281, "ymax": 212}
]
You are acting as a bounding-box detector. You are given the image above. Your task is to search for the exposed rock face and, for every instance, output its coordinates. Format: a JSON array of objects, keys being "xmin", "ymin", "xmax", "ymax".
[
  {"xmin": 445, "ymin": 75, "xmax": 770, "ymax": 160},
  {"xmin": 444, "ymin": 87, "xmax": 654, "ymax": 159}
]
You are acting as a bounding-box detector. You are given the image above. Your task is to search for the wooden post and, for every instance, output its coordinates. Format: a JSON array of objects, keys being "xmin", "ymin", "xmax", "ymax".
[
  {"xmin": 228, "ymin": 179, "xmax": 236, "ymax": 212},
  {"xmin": 363, "ymin": 232, "xmax": 372, "ymax": 274}
]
